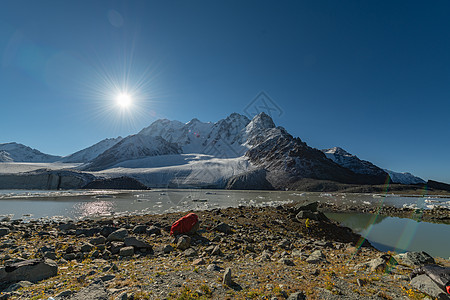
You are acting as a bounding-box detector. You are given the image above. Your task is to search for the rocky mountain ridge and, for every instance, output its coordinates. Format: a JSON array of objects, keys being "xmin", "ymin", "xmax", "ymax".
[{"xmin": 0, "ymin": 113, "xmax": 432, "ymax": 189}]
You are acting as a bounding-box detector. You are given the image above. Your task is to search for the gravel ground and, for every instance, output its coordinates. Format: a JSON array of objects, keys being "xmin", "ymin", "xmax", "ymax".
[{"xmin": 0, "ymin": 202, "xmax": 449, "ymax": 299}]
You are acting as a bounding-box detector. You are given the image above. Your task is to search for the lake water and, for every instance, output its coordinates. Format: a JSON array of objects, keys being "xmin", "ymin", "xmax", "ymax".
[
  {"xmin": 0, "ymin": 189, "xmax": 449, "ymax": 258},
  {"xmin": 325, "ymin": 212, "xmax": 450, "ymax": 259}
]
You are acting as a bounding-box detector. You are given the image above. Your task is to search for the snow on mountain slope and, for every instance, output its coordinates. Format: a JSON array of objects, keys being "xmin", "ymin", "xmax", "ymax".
[
  {"xmin": 83, "ymin": 135, "xmax": 181, "ymax": 171},
  {"xmin": 0, "ymin": 151, "xmax": 13, "ymax": 162},
  {"xmin": 0, "ymin": 143, "xmax": 61, "ymax": 163},
  {"xmin": 384, "ymin": 169, "xmax": 425, "ymax": 185},
  {"xmin": 138, "ymin": 113, "xmax": 250, "ymax": 157},
  {"xmin": 93, "ymin": 155, "xmax": 252, "ymax": 188},
  {"xmin": 60, "ymin": 137, "xmax": 123, "ymax": 163},
  {"xmin": 322, "ymin": 147, "xmax": 388, "ymax": 178},
  {"xmin": 0, "ymin": 162, "xmax": 82, "ymax": 174}
]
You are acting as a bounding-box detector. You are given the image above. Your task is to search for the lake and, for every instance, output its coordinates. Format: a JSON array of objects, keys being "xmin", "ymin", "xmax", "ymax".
[{"xmin": 0, "ymin": 189, "xmax": 449, "ymax": 258}]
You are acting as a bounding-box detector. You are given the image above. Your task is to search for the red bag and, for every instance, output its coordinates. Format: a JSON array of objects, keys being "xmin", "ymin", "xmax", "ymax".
[{"xmin": 170, "ymin": 213, "xmax": 199, "ymax": 235}]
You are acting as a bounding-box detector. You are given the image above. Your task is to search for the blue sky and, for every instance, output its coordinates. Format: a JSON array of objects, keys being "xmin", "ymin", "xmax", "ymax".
[{"xmin": 0, "ymin": 1, "xmax": 449, "ymax": 183}]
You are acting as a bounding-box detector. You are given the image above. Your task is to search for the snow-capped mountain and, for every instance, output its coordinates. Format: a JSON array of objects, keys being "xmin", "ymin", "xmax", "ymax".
[
  {"xmin": 138, "ymin": 113, "xmax": 250, "ymax": 157},
  {"xmin": 0, "ymin": 142, "xmax": 61, "ymax": 163},
  {"xmin": 322, "ymin": 147, "xmax": 388, "ymax": 179},
  {"xmin": 84, "ymin": 135, "xmax": 181, "ymax": 171},
  {"xmin": 245, "ymin": 123, "xmax": 388, "ymax": 188},
  {"xmin": 384, "ymin": 169, "xmax": 425, "ymax": 185},
  {"xmin": 1, "ymin": 112, "xmax": 429, "ymax": 190},
  {"xmin": 59, "ymin": 137, "xmax": 123, "ymax": 163}
]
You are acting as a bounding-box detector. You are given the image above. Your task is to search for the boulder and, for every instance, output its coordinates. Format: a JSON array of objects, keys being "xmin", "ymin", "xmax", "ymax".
[
  {"xmin": 410, "ymin": 274, "xmax": 450, "ymax": 300},
  {"xmin": 90, "ymin": 236, "xmax": 106, "ymax": 245},
  {"xmin": 288, "ymin": 292, "xmax": 306, "ymax": 300},
  {"xmin": 119, "ymin": 246, "xmax": 134, "ymax": 257},
  {"xmin": 394, "ymin": 251, "xmax": 435, "ymax": 267},
  {"xmin": 124, "ymin": 237, "xmax": 152, "ymax": 250},
  {"xmin": 0, "ymin": 258, "xmax": 57, "ymax": 283},
  {"xmin": 0, "ymin": 227, "xmax": 10, "ymax": 237},
  {"xmin": 213, "ymin": 222, "xmax": 232, "ymax": 234},
  {"xmin": 223, "ymin": 267, "xmax": 232, "ymax": 285},
  {"xmin": 147, "ymin": 225, "xmax": 161, "ymax": 236},
  {"xmin": 176, "ymin": 236, "xmax": 191, "ymax": 250},
  {"xmin": 107, "ymin": 228, "xmax": 128, "ymax": 242},
  {"xmin": 306, "ymin": 250, "xmax": 327, "ymax": 264},
  {"xmin": 132, "ymin": 225, "xmax": 147, "ymax": 234},
  {"xmin": 81, "ymin": 243, "xmax": 94, "ymax": 253},
  {"xmin": 163, "ymin": 244, "xmax": 174, "ymax": 254},
  {"xmin": 294, "ymin": 202, "xmax": 318, "ymax": 213},
  {"xmin": 58, "ymin": 223, "xmax": 76, "ymax": 231},
  {"xmin": 3, "ymin": 281, "xmax": 33, "ymax": 293}
]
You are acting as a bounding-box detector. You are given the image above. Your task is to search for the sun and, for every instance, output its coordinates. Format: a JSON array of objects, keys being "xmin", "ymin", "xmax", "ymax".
[{"xmin": 116, "ymin": 93, "xmax": 132, "ymax": 108}]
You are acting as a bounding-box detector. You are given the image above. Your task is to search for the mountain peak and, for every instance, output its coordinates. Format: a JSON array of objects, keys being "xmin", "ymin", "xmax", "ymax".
[
  {"xmin": 323, "ymin": 147, "xmax": 353, "ymax": 157},
  {"xmin": 246, "ymin": 112, "xmax": 275, "ymax": 133}
]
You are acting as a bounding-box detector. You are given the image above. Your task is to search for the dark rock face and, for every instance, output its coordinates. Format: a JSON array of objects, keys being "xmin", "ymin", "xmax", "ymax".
[
  {"xmin": 82, "ymin": 176, "xmax": 149, "ymax": 190},
  {"xmin": 428, "ymin": 180, "xmax": 450, "ymax": 192},
  {"xmin": 0, "ymin": 169, "xmax": 96, "ymax": 190},
  {"xmin": 226, "ymin": 169, "xmax": 274, "ymax": 190},
  {"xmin": 246, "ymin": 130, "xmax": 386, "ymax": 189},
  {"xmin": 0, "ymin": 258, "xmax": 58, "ymax": 283}
]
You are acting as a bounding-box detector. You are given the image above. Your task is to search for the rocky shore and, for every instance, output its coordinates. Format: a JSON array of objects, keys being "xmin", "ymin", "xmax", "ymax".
[{"xmin": 0, "ymin": 202, "xmax": 449, "ymax": 299}]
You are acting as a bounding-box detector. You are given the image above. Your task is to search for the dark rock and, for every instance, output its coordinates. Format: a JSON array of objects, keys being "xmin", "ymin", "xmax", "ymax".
[
  {"xmin": 226, "ymin": 169, "xmax": 274, "ymax": 190},
  {"xmin": 3, "ymin": 281, "xmax": 33, "ymax": 292},
  {"xmin": 75, "ymin": 228, "xmax": 100, "ymax": 237},
  {"xmin": 0, "ymin": 228, "xmax": 10, "ymax": 237},
  {"xmin": 177, "ymin": 236, "xmax": 191, "ymax": 250},
  {"xmin": 100, "ymin": 226, "xmax": 117, "ymax": 237},
  {"xmin": 132, "ymin": 225, "xmax": 147, "ymax": 234},
  {"xmin": 55, "ymin": 289, "xmax": 74, "ymax": 298},
  {"xmin": 107, "ymin": 228, "xmax": 128, "ymax": 242},
  {"xmin": 163, "ymin": 244, "xmax": 174, "ymax": 254},
  {"xmin": 119, "ymin": 246, "xmax": 134, "ymax": 257},
  {"xmin": 394, "ymin": 251, "xmax": 435, "ymax": 267},
  {"xmin": 213, "ymin": 222, "xmax": 232, "ymax": 234},
  {"xmin": 147, "ymin": 225, "xmax": 161, "ymax": 236},
  {"xmin": 82, "ymin": 176, "xmax": 150, "ymax": 190},
  {"xmin": 124, "ymin": 237, "xmax": 152, "ymax": 250},
  {"xmin": 99, "ymin": 274, "xmax": 115, "ymax": 282},
  {"xmin": 410, "ymin": 274, "xmax": 450, "ymax": 300},
  {"xmin": 287, "ymin": 291, "xmax": 306, "ymax": 300},
  {"xmin": 57, "ymin": 223, "xmax": 76, "ymax": 231},
  {"xmin": 63, "ymin": 253, "xmax": 76, "ymax": 261},
  {"xmin": 223, "ymin": 267, "xmax": 232, "ymax": 285},
  {"xmin": 0, "ymin": 258, "xmax": 57, "ymax": 283},
  {"xmin": 89, "ymin": 236, "xmax": 106, "ymax": 245},
  {"xmin": 110, "ymin": 242, "xmax": 125, "ymax": 255},
  {"xmin": 44, "ymin": 251, "xmax": 57, "ymax": 260},
  {"xmin": 293, "ymin": 202, "xmax": 318, "ymax": 213},
  {"xmin": 81, "ymin": 243, "xmax": 94, "ymax": 253},
  {"xmin": 306, "ymin": 250, "xmax": 327, "ymax": 264},
  {"xmin": 278, "ymin": 258, "xmax": 295, "ymax": 266}
]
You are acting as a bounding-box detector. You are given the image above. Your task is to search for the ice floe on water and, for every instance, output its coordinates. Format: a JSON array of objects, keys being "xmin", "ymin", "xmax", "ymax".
[{"xmin": 1, "ymin": 190, "xmax": 449, "ymax": 221}]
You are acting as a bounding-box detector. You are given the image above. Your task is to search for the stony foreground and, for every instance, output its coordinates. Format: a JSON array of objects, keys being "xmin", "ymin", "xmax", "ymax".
[{"xmin": 0, "ymin": 202, "xmax": 449, "ymax": 299}]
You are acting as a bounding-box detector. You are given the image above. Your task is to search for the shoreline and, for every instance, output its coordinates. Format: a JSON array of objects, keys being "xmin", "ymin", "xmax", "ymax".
[{"xmin": 1, "ymin": 203, "xmax": 449, "ymax": 299}]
